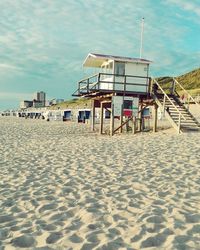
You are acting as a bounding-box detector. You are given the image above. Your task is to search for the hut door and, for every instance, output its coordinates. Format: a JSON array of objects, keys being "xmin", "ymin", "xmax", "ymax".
[
  {"xmin": 114, "ymin": 62, "xmax": 125, "ymax": 91},
  {"xmin": 100, "ymin": 62, "xmax": 113, "ymax": 90}
]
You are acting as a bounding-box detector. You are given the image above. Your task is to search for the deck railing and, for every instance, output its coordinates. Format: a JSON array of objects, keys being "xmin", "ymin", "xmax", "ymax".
[
  {"xmin": 173, "ymin": 78, "xmax": 200, "ymax": 111},
  {"xmin": 73, "ymin": 73, "xmax": 151, "ymax": 96}
]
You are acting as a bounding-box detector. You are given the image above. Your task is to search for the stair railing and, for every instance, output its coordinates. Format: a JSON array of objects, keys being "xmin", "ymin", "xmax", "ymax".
[
  {"xmin": 152, "ymin": 78, "xmax": 186, "ymax": 122},
  {"xmin": 178, "ymin": 113, "xmax": 181, "ymax": 134},
  {"xmin": 173, "ymin": 78, "xmax": 200, "ymax": 111}
]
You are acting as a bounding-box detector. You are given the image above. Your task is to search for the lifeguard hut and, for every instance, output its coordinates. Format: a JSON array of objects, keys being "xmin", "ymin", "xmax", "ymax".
[{"xmin": 73, "ymin": 53, "xmax": 153, "ymax": 135}]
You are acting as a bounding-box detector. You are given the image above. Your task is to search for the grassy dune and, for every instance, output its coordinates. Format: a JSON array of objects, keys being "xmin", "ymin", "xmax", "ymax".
[
  {"xmin": 157, "ymin": 68, "xmax": 200, "ymax": 95},
  {"xmin": 49, "ymin": 98, "xmax": 92, "ymax": 110}
]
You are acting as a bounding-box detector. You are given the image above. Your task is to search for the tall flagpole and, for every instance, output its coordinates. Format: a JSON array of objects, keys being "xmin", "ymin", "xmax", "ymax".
[{"xmin": 140, "ymin": 17, "xmax": 144, "ymax": 59}]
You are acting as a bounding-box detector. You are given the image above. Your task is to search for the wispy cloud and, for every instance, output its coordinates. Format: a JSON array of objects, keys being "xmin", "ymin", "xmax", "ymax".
[
  {"xmin": 0, "ymin": 63, "xmax": 21, "ymax": 71},
  {"xmin": 0, "ymin": 0, "xmax": 199, "ymax": 108},
  {"xmin": 0, "ymin": 91, "xmax": 33, "ymax": 110},
  {"xmin": 166, "ymin": 0, "xmax": 200, "ymax": 17},
  {"xmin": 0, "ymin": 91, "xmax": 32, "ymax": 100}
]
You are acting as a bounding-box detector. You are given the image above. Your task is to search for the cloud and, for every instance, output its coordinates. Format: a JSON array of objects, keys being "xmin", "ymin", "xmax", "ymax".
[
  {"xmin": 0, "ymin": 63, "xmax": 21, "ymax": 71},
  {"xmin": 0, "ymin": 0, "xmax": 199, "ymax": 108},
  {"xmin": 0, "ymin": 92, "xmax": 33, "ymax": 110},
  {"xmin": 0, "ymin": 91, "xmax": 32, "ymax": 99},
  {"xmin": 166, "ymin": 0, "xmax": 200, "ymax": 17}
]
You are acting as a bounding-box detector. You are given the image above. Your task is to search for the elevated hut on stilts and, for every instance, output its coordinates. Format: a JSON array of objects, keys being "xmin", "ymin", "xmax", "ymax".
[{"xmin": 72, "ymin": 53, "xmax": 157, "ymax": 135}]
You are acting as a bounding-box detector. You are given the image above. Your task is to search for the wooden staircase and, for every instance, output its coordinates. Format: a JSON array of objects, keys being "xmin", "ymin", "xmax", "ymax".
[{"xmin": 152, "ymin": 79, "xmax": 200, "ymax": 133}]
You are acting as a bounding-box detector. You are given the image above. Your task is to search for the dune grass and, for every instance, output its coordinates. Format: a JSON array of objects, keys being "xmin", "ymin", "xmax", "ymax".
[
  {"xmin": 49, "ymin": 98, "xmax": 92, "ymax": 110},
  {"xmin": 156, "ymin": 68, "xmax": 200, "ymax": 90}
]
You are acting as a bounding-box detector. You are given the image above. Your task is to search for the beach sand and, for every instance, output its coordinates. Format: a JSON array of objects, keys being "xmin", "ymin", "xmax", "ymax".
[{"xmin": 0, "ymin": 117, "xmax": 200, "ymax": 249}]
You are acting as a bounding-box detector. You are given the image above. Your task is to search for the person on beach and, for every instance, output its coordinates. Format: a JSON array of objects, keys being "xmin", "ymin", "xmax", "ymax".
[
  {"xmin": 166, "ymin": 106, "xmax": 170, "ymax": 115},
  {"xmin": 152, "ymin": 83, "xmax": 158, "ymax": 94}
]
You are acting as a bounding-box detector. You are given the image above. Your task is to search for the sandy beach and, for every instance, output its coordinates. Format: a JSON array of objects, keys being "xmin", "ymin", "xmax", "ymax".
[{"xmin": 0, "ymin": 117, "xmax": 200, "ymax": 249}]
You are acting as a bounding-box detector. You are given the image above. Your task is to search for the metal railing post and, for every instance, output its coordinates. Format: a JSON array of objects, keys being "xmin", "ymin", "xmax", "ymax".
[
  {"xmin": 148, "ymin": 77, "xmax": 151, "ymax": 94},
  {"xmin": 124, "ymin": 75, "xmax": 126, "ymax": 93},
  {"xmin": 98, "ymin": 73, "xmax": 100, "ymax": 90},
  {"xmin": 163, "ymin": 95, "xmax": 166, "ymax": 116},
  {"xmin": 178, "ymin": 113, "xmax": 181, "ymax": 134},
  {"xmin": 87, "ymin": 79, "xmax": 89, "ymax": 93},
  {"xmin": 173, "ymin": 79, "xmax": 176, "ymax": 94},
  {"xmin": 113, "ymin": 73, "xmax": 115, "ymax": 91},
  {"xmin": 187, "ymin": 96, "xmax": 190, "ymax": 111},
  {"xmin": 78, "ymin": 82, "xmax": 80, "ymax": 95}
]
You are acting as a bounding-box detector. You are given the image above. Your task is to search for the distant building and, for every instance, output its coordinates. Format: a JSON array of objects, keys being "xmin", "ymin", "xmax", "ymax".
[
  {"xmin": 52, "ymin": 99, "xmax": 64, "ymax": 105},
  {"xmin": 20, "ymin": 100, "xmax": 33, "ymax": 109},
  {"xmin": 45, "ymin": 100, "xmax": 51, "ymax": 107},
  {"xmin": 33, "ymin": 91, "xmax": 46, "ymax": 107},
  {"xmin": 20, "ymin": 91, "xmax": 47, "ymax": 109},
  {"xmin": 32, "ymin": 100, "xmax": 44, "ymax": 108}
]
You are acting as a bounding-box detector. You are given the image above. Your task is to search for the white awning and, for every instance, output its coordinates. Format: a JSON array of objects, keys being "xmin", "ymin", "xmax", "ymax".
[{"xmin": 83, "ymin": 53, "xmax": 152, "ymax": 68}]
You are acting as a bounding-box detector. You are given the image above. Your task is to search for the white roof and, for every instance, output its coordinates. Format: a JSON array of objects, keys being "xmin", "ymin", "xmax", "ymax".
[
  {"xmin": 78, "ymin": 109, "xmax": 91, "ymax": 111},
  {"xmin": 83, "ymin": 53, "xmax": 152, "ymax": 68}
]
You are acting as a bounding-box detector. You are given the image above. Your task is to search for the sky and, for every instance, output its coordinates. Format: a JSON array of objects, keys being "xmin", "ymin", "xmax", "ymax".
[{"xmin": 0, "ymin": 0, "xmax": 200, "ymax": 110}]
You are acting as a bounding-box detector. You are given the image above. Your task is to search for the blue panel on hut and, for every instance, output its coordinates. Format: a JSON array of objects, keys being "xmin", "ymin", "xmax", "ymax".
[{"xmin": 64, "ymin": 111, "xmax": 71, "ymax": 120}]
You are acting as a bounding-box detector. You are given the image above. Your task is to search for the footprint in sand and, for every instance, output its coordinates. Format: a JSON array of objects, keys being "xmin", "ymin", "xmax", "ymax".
[
  {"xmin": 0, "ymin": 214, "xmax": 15, "ymax": 224},
  {"xmin": 65, "ymin": 219, "xmax": 83, "ymax": 231},
  {"xmin": 12, "ymin": 234, "xmax": 36, "ymax": 248},
  {"xmin": 146, "ymin": 224, "xmax": 165, "ymax": 233},
  {"xmin": 187, "ymin": 224, "xmax": 200, "ymax": 236},
  {"xmin": 146, "ymin": 215, "xmax": 166, "ymax": 224},
  {"xmin": 140, "ymin": 233, "xmax": 167, "ymax": 248},
  {"xmin": 86, "ymin": 232, "xmax": 100, "ymax": 244},
  {"xmin": 69, "ymin": 233, "xmax": 84, "ymax": 243},
  {"xmin": 185, "ymin": 214, "xmax": 200, "ymax": 224},
  {"xmin": 0, "ymin": 228, "xmax": 11, "ymax": 241},
  {"xmin": 38, "ymin": 203, "xmax": 58, "ymax": 213},
  {"xmin": 172, "ymin": 235, "xmax": 194, "ymax": 250},
  {"xmin": 80, "ymin": 242, "xmax": 99, "ymax": 250},
  {"xmin": 97, "ymin": 237, "xmax": 127, "ymax": 250},
  {"xmin": 46, "ymin": 232, "xmax": 63, "ymax": 244},
  {"xmin": 40, "ymin": 223, "xmax": 57, "ymax": 231}
]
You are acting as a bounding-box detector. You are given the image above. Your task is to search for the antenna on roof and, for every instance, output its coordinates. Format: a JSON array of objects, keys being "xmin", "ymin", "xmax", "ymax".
[{"xmin": 140, "ymin": 17, "xmax": 144, "ymax": 59}]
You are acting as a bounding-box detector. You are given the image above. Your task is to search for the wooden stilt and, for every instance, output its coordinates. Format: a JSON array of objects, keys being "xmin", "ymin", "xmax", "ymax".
[
  {"xmin": 99, "ymin": 102, "xmax": 104, "ymax": 134},
  {"xmin": 110, "ymin": 103, "xmax": 114, "ymax": 136},
  {"xmin": 91, "ymin": 99, "xmax": 95, "ymax": 131},
  {"xmin": 138, "ymin": 104, "xmax": 142, "ymax": 132},
  {"xmin": 125, "ymin": 118, "xmax": 129, "ymax": 132},
  {"xmin": 132, "ymin": 117, "xmax": 136, "ymax": 134},
  {"xmin": 153, "ymin": 103, "xmax": 158, "ymax": 132},
  {"xmin": 119, "ymin": 104, "xmax": 123, "ymax": 133},
  {"xmin": 141, "ymin": 118, "xmax": 144, "ymax": 131}
]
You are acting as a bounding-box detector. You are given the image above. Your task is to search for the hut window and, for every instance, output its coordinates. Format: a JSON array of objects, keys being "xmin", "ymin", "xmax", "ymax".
[
  {"xmin": 124, "ymin": 100, "xmax": 132, "ymax": 109},
  {"xmin": 115, "ymin": 62, "xmax": 125, "ymax": 76},
  {"xmin": 108, "ymin": 61, "xmax": 113, "ymax": 72}
]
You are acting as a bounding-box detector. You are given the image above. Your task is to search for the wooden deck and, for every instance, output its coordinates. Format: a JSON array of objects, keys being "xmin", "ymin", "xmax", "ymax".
[{"xmin": 72, "ymin": 73, "xmax": 151, "ymax": 98}]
